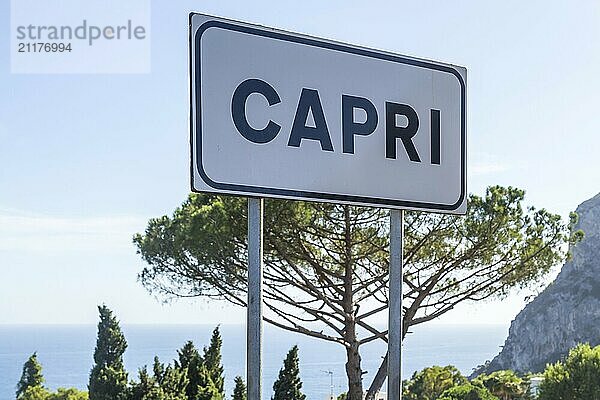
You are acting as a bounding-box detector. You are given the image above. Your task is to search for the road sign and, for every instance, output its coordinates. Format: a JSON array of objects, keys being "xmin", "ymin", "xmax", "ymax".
[
  {"xmin": 190, "ymin": 14, "xmax": 466, "ymax": 213},
  {"xmin": 190, "ymin": 13, "xmax": 466, "ymax": 214},
  {"xmin": 190, "ymin": 13, "xmax": 468, "ymax": 400}
]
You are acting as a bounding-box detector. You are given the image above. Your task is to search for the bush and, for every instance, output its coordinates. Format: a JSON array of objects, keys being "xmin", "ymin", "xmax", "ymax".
[
  {"xmin": 403, "ymin": 365, "xmax": 468, "ymax": 400},
  {"xmin": 49, "ymin": 388, "xmax": 89, "ymax": 400},
  {"xmin": 18, "ymin": 387, "xmax": 88, "ymax": 400},
  {"xmin": 472, "ymin": 370, "xmax": 526, "ymax": 400},
  {"xmin": 438, "ymin": 384, "xmax": 499, "ymax": 400},
  {"xmin": 19, "ymin": 386, "xmax": 51, "ymax": 400},
  {"xmin": 538, "ymin": 343, "xmax": 600, "ymax": 400}
]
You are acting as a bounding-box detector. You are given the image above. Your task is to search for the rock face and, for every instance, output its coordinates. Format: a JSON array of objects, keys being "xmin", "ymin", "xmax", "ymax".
[{"xmin": 477, "ymin": 193, "xmax": 600, "ymax": 375}]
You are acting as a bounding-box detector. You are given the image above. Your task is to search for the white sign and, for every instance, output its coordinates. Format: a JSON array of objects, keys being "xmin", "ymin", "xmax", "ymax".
[{"xmin": 190, "ymin": 14, "xmax": 467, "ymax": 213}]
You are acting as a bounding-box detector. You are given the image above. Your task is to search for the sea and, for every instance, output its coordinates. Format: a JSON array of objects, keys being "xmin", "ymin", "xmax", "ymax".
[{"xmin": 0, "ymin": 324, "xmax": 507, "ymax": 400}]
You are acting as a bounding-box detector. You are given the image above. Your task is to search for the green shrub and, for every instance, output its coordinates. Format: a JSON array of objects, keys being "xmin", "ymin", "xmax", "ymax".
[{"xmin": 538, "ymin": 343, "xmax": 600, "ymax": 400}]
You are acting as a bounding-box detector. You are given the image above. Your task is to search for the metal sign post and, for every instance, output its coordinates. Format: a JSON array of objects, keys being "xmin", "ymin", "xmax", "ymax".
[
  {"xmin": 247, "ymin": 197, "xmax": 263, "ymax": 400},
  {"xmin": 189, "ymin": 13, "xmax": 467, "ymax": 400},
  {"xmin": 388, "ymin": 210, "xmax": 404, "ymax": 400}
]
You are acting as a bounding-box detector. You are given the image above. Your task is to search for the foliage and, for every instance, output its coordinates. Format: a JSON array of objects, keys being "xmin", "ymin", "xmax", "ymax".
[
  {"xmin": 176, "ymin": 341, "xmax": 204, "ymax": 400},
  {"xmin": 15, "ymin": 318, "xmax": 228, "ymax": 400},
  {"xmin": 177, "ymin": 341, "xmax": 199, "ymax": 370},
  {"xmin": 232, "ymin": 377, "xmax": 246, "ymax": 400},
  {"xmin": 272, "ymin": 346, "xmax": 306, "ymax": 400},
  {"xmin": 49, "ymin": 388, "xmax": 89, "ymax": 400},
  {"xmin": 88, "ymin": 305, "xmax": 128, "ymax": 400},
  {"xmin": 196, "ymin": 363, "xmax": 222, "ymax": 400},
  {"xmin": 203, "ymin": 327, "xmax": 224, "ymax": 398},
  {"xmin": 18, "ymin": 386, "xmax": 50, "ymax": 400},
  {"xmin": 153, "ymin": 357, "xmax": 188, "ymax": 399},
  {"xmin": 538, "ymin": 343, "xmax": 600, "ymax": 400},
  {"xmin": 133, "ymin": 186, "xmax": 580, "ymax": 400},
  {"xmin": 18, "ymin": 386, "xmax": 88, "ymax": 400},
  {"xmin": 129, "ymin": 358, "xmax": 188, "ymax": 400},
  {"xmin": 438, "ymin": 384, "xmax": 499, "ymax": 400},
  {"xmin": 403, "ymin": 365, "xmax": 468, "ymax": 400},
  {"xmin": 129, "ymin": 367, "xmax": 158, "ymax": 400},
  {"xmin": 17, "ymin": 353, "xmax": 45, "ymax": 398},
  {"xmin": 16, "ymin": 352, "xmax": 88, "ymax": 400},
  {"xmin": 520, "ymin": 376, "xmax": 536, "ymax": 400},
  {"xmin": 473, "ymin": 370, "xmax": 526, "ymax": 400}
]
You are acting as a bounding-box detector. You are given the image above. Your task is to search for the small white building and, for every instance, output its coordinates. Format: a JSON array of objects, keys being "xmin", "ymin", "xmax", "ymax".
[{"xmin": 530, "ymin": 376, "xmax": 544, "ymax": 397}]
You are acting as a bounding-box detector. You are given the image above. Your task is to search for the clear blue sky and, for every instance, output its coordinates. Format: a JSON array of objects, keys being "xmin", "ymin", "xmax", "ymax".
[{"xmin": 1, "ymin": 0, "xmax": 599, "ymax": 325}]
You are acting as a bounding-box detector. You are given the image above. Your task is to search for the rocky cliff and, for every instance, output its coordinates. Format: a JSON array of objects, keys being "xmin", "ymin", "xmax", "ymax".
[{"xmin": 476, "ymin": 192, "xmax": 600, "ymax": 375}]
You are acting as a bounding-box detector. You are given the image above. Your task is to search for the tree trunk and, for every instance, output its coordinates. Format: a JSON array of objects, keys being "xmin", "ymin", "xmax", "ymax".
[
  {"xmin": 365, "ymin": 353, "xmax": 387, "ymax": 400},
  {"xmin": 364, "ymin": 323, "xmax": 409, "ymax": 400},
  {"xmin": 345, "ymin": 327, "xmax": 363, "ymax": 400}
]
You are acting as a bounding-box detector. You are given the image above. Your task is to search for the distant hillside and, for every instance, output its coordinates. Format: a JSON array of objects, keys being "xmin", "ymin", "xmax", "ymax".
[{"xmin": 473, "ymin": 192, "xmax": 600, "ymax": 375}]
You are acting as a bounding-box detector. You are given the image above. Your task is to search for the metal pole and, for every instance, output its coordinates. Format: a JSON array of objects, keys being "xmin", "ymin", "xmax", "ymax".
[
  {"xmin": 247, "ymin": 197, "xmax": 263, "ymax": 400},
  {"xmin": 388, "ymin": 209, "xmax": 403, "ymax": 400}
]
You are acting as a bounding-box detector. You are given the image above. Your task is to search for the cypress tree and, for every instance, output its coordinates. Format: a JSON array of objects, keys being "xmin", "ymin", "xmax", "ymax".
[
  {"xmin": 153, "ymin": 357, "xmax": 166, "ymax": 384},
  {"xmin": 88, "ymin": 305, "xmax": 128, "ymax": 400},
  {"xmin": 176, "ymin": 341, "xmax": 203, "ymax": 400},
  {"xmin": 129, "ymin": 367, "xmax": 156, "ymax": 400},
  {"xmin": 164, "ymin": 366, "xmax": 188, "ymax": 399},
  {"xmin": 153, "ymin": 357, "xmax": 188, "ymax": 400},
  {"xmin": 177, "ymin": 341, "xmax": 199, "ymax": 370},
  {"xmin": 196, "ymin": 365, "xmax": 221, "ymax": 400},
  {"xmin": 272, "ymin": 346, "xmax": 306, "ymax": 400},
  {"xmin": 131, "ymin": 358, "xmax": 188, "ymax": 400},
  {"xmin": 203, "ymin": 327, "xmax": 224, "ymax": 397},
  {"xmin": 16, "ymin": 352, "xmax": 45, "ymax": 398},
  {"xmin": 232, "ymin": 377, "xmax": 246, "ymax": 400}
]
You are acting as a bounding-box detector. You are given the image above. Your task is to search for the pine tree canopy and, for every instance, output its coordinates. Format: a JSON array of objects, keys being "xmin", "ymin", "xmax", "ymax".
[
  {"xmin": 272, "ymin": 346, "xmax": 306, "ymax": 400},
  {"xmin": 16, "ymin": 352, "xmax": 45, "ymax": 398}
]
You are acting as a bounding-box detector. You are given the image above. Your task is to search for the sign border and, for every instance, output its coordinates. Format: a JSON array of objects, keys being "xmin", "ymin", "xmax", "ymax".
[{"xmin": 190, "ymin": 13, "xmax": 467, "ymax": 211}]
